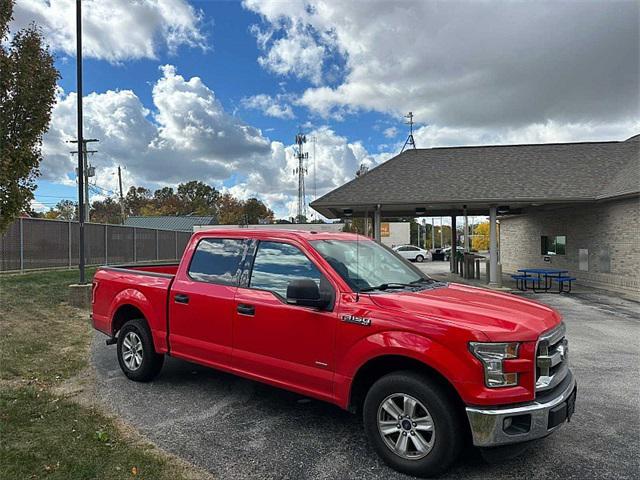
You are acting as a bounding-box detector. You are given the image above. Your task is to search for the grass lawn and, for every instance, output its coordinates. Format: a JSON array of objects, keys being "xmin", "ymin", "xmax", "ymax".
[{"xmin": 0, "ymin": 269, "xmax": 201, "ymax": 479}]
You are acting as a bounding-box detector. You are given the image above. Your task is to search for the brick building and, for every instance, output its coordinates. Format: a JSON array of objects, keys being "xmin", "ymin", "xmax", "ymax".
[{"xmin": 311, "ymin": 134, "xmax": 639, "ymax": 294}]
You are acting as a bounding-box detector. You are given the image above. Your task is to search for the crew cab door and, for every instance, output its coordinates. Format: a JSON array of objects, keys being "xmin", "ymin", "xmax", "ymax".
[
  {"xmin": 168, "ymin": 237, "xmax": 248, "ymax": 368},
  {"xmin": 232, "ymin": 240, "xmax": 337, "ymax": 399}
]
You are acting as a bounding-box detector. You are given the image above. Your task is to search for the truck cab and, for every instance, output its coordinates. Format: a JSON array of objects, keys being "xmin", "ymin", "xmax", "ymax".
[{"xmin": 92, "ymin": 229, "xmax": 576, "ymax": 477}]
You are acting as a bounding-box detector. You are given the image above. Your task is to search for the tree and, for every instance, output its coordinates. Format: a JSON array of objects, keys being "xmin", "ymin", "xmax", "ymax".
[
  {"xmin": 0, "ymin": 0, "xmax": 58, "ymax": 232},
  {"xmin": 90, "ymin": 197, "xmax": 121, "ymax": 224},
  {"xmin": 244, "ymin": 197, "xmax": 274, "ymax": 224},
  {"xmin": 177, "ymin": 181, "xmax": 219, "ymax": 216},
  {"xmin": 45, "ymin": 200, "xmax": 77, "ymax": 220},
  {"xmin": 146, "ymin": 186, "xmax": 182, "ymax": 215},
  {"xmin": 216, "ymin": 193, "xmax": 246, "ymax": 224},
  {"xmin": 124, "ymin": 186, "xmax": 152, "ymax": 216},
  {"xmin": 472, "ymin": 222, "xmax": 490, "ymax": 251}
]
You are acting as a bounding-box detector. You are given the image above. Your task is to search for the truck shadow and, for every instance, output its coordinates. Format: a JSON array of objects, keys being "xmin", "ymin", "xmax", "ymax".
[{"xmin": 94, "ymin": 343, "xmax": 543, "ymax": 480}]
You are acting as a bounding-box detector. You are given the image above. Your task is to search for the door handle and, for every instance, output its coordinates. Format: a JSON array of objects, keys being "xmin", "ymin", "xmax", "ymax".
[
  {"xmin": 174, "ymin": 293, "xmax": 189, "ymax": 304},
  {"xmin": 237, "ymin": 303, "xmax": 255, "ymax": 316}
]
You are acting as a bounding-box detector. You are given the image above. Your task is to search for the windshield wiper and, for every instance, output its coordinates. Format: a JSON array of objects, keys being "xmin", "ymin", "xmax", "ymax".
[{"xmin": 359, "ymin": 282, "xmax": 417, "ymax": 292}]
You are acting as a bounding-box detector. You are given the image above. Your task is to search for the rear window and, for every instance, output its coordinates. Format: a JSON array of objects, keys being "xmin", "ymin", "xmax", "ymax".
[{"xmin": 188, "ymin": 238, "xmax": 245, "ymax": 285}]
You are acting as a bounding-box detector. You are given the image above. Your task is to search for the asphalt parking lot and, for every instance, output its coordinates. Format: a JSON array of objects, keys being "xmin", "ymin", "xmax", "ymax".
[{"xmin": 92, "ymin": 290, "xmax": 640, "ymax": 479}]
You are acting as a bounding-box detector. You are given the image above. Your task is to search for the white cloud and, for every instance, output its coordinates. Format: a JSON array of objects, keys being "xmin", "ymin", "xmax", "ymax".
[
  {"xmin": 39, "ymin": 66, "xmax": 379, "ymax": 218},
  {"xmin": 30, "ymin": 200, "xmax": 48, "ymax": 213},
  {"xmin": 41, "ymin": 65, "xmax": 271, "ymax": 192},
  {"xmin": 227, "ymin": 126, "xmax": 379, "ymax": 219},
  {"xmin": 412, "ymin": 120, "xmax": 640, "ymax": 149},
  {"xmin": 244, "ymin": 1, "xmax": 640, "ymax": 136},
  {"xmin": 248, "ymin": 7, "xmax": 329, "ymax": 86},
  {"xmin": 12, "ymin": 0, "xmax": 206, "ymax": 62},
  {"xmin": 383, "ymin": 127, "xmax": 398, "ymax": 139},
  {"xmin": 241, "ymin": 94, "xmax": 295, "ymax": 119}
]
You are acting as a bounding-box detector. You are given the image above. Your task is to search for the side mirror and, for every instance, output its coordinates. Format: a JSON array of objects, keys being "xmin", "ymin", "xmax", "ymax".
[{"xmin": 286, "ymin": 279, "xmax": 330, "ymax": 309}]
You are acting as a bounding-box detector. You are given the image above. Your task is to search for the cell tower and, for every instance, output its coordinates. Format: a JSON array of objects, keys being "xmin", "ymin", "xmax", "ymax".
[
  {"xmin": 293, "ymin": 131, "xmax": 308, "ymax": 223},
  {"xmin": 400, "ymin": 111, "xmax": 417, "ymax": 153}
]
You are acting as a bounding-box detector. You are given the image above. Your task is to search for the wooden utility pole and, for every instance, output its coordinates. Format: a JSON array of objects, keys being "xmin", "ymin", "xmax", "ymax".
[{"xmin": 118, "ymin": 166, "xmax": 126, "ymax": 223}]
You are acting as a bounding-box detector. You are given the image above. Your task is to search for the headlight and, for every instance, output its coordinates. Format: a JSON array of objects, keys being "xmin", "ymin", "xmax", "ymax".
[{"xmin": 469, "ymin": 342, "xmax": 519, "ymax": 388}]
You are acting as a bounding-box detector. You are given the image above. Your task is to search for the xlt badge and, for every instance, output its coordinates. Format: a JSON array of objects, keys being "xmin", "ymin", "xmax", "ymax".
[{"xmin": 341, "ymin": 314, "xmax": 372, "ymax": 326}]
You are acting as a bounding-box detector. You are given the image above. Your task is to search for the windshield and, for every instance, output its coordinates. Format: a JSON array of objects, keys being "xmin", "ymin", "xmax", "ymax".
[{"xmin": 310, "ymin": 238, "xmax": 433, "ymax": 292}]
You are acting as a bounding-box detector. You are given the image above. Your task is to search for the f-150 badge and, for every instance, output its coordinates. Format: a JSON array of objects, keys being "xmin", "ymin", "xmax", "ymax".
[{"xmin": 341, "ymin": 314, "xmax": 371, "ymax": 326}]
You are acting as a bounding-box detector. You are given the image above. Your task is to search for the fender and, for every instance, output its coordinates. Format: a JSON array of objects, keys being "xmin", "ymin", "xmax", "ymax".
[
  {"xmin": 334, "ymin": 331, "xmax": 484, "ymax": 408},
  {"xmin": 108, "ymin": 288, "xmax": 167, "ymax": 353}
]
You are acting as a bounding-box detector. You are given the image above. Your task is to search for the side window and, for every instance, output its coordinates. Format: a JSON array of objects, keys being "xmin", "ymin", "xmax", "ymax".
[
  {"xmin": 250, "ymin": 241, "xmax": 322, "ymax": 298},
  {"xmin": 188, "ymin": 238, "xmax": 245, "ymax": 285}
]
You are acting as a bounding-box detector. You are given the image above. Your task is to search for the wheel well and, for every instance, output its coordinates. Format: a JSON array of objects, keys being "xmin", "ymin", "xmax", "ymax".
[
  {"xmin": 111, "ymin": 304, "xmax": 145, "ymax": 335},
  {"xmin": 348, "ymin": 355, "xmax": 465, "ymax": 415}
]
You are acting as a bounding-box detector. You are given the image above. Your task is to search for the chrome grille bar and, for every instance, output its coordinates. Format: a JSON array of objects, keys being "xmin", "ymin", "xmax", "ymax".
[{"xmin": 536, "ymin": 322, "xmax": 569, "ymax": 393}]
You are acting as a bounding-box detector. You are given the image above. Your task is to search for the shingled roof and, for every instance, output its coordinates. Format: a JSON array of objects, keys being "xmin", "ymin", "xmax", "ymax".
[
  {"xmin": 124, "ymin": 215, "xmax": 216, "ymax": 231},
  {"xmin": 311, "ymin": 137, "xmax": 639, "ymax": 218}
]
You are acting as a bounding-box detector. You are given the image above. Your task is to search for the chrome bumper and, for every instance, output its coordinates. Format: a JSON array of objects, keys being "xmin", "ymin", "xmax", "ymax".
[{"xmin": 466, "ymin": 371, "xmax": 576, "ymax": 447}]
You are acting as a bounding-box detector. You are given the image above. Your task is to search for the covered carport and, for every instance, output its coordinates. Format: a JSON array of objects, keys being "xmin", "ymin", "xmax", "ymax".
[{"xmin": 310, "ymin": 139, "xmax": 640, "ymax": 289}]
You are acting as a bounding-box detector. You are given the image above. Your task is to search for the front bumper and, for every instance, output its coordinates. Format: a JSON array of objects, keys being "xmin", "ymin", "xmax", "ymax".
[{"xmin": 466, "ymin": 371, "xmax": 576, "ymax": 447}]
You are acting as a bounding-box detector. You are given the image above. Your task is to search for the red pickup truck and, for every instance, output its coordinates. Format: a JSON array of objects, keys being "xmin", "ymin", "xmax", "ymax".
[{"xmin": 92, "ymin": 229, "xmax": 576, "ymax": 477}]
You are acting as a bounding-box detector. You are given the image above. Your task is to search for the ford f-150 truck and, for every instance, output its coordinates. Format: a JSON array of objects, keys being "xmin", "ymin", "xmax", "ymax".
[{"xmin": 92, "ymin": 229, "xmax": 576, "ymax": 477}]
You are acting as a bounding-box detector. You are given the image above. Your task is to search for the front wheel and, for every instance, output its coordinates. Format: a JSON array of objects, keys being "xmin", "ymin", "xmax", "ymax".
[
  {"xmin": 363, "ymin": 371, "xmax": 463, "ymax": 477},
  {"xmin": 415, "ymin": 255, "xmax": 425, "ymax": 263},
  {"xmin": 116, "ymin": 318, "xmax": 164, "ymax": 382}
]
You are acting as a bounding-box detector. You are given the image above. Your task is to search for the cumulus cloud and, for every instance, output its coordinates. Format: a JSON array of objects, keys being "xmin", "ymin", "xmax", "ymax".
[
  {"xmin": 12, "ymin": 0, "xmax": 206, "ymax": 62},
  {"xmin": 227, "ymin": 126, "xmax": 379, "ymax": 218},
  {"xmin": 241, "ymin": 93, "xmax": 295, "ymax": 119},
  {"xmin": 41, "ymin": 65, "xmax": 271, "ymax": 192},
  {"xmin": 383, "ymin": 127, "xmax": 398, "ymax": 139},
  {"xmin": 411, "ymin": 120, "xmax": 640, "ymax": 149},
  {"xmin": 244, "ymin": 0, "xmax": 640, "ymax": 136},
  {"xmin": 39, "ymin": 66, "xmax": 376, "ymax": 218}
]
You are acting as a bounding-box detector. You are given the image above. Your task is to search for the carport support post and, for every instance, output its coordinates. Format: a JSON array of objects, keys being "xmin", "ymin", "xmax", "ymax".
[
  {"xmin": 489, "ymin": 205, "xmax": 498, "ymax": 286},
  {"xmin": 463, "ymin": 206, "xmax": 470, "ymax": 252},
  {"xmin": 363, "ymin": 212, "xmax": 370, "ymax": 238},
  {"xmin": 373, "ymin": 205, "xmax": 382, "ymax": 242},
  {"xmin": 450, "ymin": 215, "xmax": 457, "ymax": 273}
]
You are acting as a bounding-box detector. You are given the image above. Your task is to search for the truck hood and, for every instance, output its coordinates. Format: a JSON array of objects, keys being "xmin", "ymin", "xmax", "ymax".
[{"xmin": 368, "ymin": 282, "xmax": 560, "ymax": 342}]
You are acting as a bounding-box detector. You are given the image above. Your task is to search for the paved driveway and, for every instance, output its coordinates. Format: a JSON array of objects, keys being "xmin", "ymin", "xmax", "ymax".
[{"xmin": 92, "ymin": 291, "xmax": 639, "ymax": 479}]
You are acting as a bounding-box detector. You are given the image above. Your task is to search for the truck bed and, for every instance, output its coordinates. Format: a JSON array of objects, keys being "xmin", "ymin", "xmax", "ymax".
[{"xmin": 91, "ymin": 263, "xmax": 179, "ymax": 351}]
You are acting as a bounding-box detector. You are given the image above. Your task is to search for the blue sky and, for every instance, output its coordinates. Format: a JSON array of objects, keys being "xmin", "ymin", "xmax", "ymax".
[{"xmin": 13, "ymin": 0, "xmax": 639, "ymax": 218}]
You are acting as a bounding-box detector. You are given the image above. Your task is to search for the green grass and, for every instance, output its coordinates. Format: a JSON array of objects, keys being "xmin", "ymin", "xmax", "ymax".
[
  {"xmin": 0, "ymin": 388, "xmax": 187, "ymax": 480},
  {"xmin": 0, "ymin": 269, "xmax": 200, "ymax": 480},
  {"xmin": 0, "ymin": 269, "xmax": 96, "ymax": 383}
]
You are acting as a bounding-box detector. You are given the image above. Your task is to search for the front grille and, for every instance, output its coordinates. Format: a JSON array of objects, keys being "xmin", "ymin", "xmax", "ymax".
[{"xmin": 536, "ymin": 322, "xmax": 569, "ymax": 393}]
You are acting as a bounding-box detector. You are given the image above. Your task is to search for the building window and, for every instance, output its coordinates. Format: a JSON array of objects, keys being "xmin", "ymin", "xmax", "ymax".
[{"xmin": 541, "ymin": 235, "xmax": 566, "ymax": 255}]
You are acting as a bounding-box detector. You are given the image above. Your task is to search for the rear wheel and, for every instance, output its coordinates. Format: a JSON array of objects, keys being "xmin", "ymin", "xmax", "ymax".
[
  {"xmin": 117, "ymin": 318, "xmax": 164, "ymax": 382},
  {"xmin": 415, "ymin": 255, "xmax": 425, "ymax": 263},
  {"xmin": 363, "ymin": 371, "xmax": 463, "ymax": 477}
]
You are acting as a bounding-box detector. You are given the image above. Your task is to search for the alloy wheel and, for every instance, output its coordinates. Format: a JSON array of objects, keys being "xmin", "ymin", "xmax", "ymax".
[
  {"xmin": 122, "ymin": 331, "xmax": 143, "ymax": 371},
  {"xmin": 377, "ymin": 393, "xmax": 435, "ymax": 460}
]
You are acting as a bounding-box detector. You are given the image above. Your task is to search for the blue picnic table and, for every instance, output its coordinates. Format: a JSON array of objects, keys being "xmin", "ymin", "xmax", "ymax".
[{"xmin": 512, "ymin": 268, "xmax": 575, "ymax": 293}]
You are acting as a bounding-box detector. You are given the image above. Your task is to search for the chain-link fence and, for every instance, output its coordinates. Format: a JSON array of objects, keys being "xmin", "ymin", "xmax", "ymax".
[{"xmin": 0, "ymin": 217, "xmax": 192, "ymax": 272}]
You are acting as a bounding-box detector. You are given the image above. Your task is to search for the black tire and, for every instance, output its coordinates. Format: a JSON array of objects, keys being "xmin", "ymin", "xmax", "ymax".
[
  {"xmin": 363, "ymin": 371, "xmax": 463, "ymax": 478},
  {"xmin": 415, "ymin": 255, "xmax": 425, "ymax": 263},
  {"xmin": 116, "ymin": 318, "xmax": 164, "ymax": 382}
]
